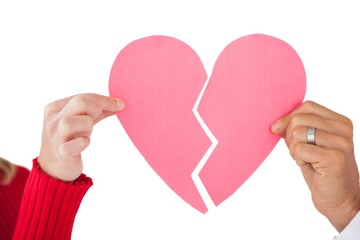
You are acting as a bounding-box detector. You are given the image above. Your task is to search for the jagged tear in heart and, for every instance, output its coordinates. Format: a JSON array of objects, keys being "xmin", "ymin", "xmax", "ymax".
[{"xmin": 109, "ymin": 34, "xmax": 306, "ymax": 213}]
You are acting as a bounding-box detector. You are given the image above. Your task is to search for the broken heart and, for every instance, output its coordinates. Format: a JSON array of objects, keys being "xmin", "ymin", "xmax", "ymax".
[{"xmin": 109, "ymin": 34, "xmax": 306, "ymax": 213}]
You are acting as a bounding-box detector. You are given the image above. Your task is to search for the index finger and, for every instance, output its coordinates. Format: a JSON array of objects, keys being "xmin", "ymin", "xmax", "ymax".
[
  {"xmin": 271, "ymin": 100, "xmax": 351, "ymax": 135},
  {"xmin": 44, "ymin": 93, "xmax": 125, "ymax": 116}
]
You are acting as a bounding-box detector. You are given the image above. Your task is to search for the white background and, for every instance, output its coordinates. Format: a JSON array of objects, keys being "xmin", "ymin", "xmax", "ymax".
[{"xmin": 1, "ymin": 1, "xmax": 360, "ymax": 239}]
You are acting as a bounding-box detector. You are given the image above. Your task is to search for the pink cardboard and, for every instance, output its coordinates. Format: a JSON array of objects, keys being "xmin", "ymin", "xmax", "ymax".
[
  {"xmin": 109, "ymin": 36, "xmax": 211, "ymax": 213},
  {"xmin": 198, "ymin": 34, "xmax": 306, "ymax": 206},
  {"xmin": 109, "ymin": 34, "xmax": 306, "ymax": 213}
]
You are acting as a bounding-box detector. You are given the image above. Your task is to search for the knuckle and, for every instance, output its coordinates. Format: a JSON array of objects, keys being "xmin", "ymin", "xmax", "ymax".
[
  {"xmin": 71, "ymin": 95, "xmax": 101, "ymax": 118},
  {"xmin": 58, "ymin": 117, "xmax": 74, "ymax": 136},
  {"xmin": 341, "ymin": 115, "xmax": 353, "ymax": 128},
  {"xmin": 79, "ymin": 137, "xmax": 90, "ymax": 148},
  {"xmin": 337, "ymin": 137, "xmax": 353, "ymax": 153},
  {"xmin": 333, "ymin": 118, "xmax": 354, "ymax": 140},
  {"xmin": 289, "ymin": 113, "xmax": 303, "ymax": 126},
  {"xmin": 44, "ymin": 102, "xmax": 58, "ymax": 117},
  {"xmin": 59, "ymin": 144, "xmax": 71, "ymax": 159},
  {"xmin": 302, "ymin": 100, "xmax": 317, "ymax": 110},
  {"xmin": 71, "ymin": 95, "xmax": 89, "ymax": 109},
  {"xmin": 289, "ymin": 142, "xmax": 301, "ymax": 159},
  {"xmin": 295, "ymin": 158, "xmax": 306, "ymax": 167},
  {"xmin": 303, "ymin": 100, "xmax": 317, "ymax": 109},
  {"xmin": 345, "ymin": 116, "xmax": 353, "ymax": 127},
  {"xmin": 342, "ymin": 118, "xmax": 354, "ymax": 139},
  {"xmin": 291, "ymin": 126, "xmax": 303, "ymax": 140},
  {"xmin": 284, "ymin": 136, "xmax": 291, "ymax": 148},
  {"xmin": 289, "ymin": 148, "xmax": 295, "ymax": 159}
]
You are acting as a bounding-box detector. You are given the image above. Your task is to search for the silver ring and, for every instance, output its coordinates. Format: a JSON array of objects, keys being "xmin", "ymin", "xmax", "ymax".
[{"xmin": 307, "ymin": 127, "xmax": 316, "ymax": 145}]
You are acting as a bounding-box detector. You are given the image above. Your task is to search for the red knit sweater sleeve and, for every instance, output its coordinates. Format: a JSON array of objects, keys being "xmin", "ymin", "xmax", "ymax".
[{"xmin": 12, "ymin": 158, "xmax": 93, "ymax": 240}]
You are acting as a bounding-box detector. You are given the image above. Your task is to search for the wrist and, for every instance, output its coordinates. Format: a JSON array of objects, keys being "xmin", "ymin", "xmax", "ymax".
[{"xmin": 327, "ymin": 191, "xmax": 360, "ymax": 232}]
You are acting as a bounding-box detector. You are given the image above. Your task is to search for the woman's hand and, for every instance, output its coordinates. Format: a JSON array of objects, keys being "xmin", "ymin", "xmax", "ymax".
[{"xmin": 38, "ymin": 93, "xmax": 125, "ymax": 182}]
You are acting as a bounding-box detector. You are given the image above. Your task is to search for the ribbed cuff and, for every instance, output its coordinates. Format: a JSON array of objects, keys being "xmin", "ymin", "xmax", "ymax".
[{"xmin": 12, "ymin": 158, "xmax": 93, "ymax": 240}]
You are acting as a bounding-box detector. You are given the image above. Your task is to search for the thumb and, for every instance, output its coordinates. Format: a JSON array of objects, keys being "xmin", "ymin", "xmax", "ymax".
[{"xmin": 271, "ymin": 114, "xmax": 291, "ymax": 135}]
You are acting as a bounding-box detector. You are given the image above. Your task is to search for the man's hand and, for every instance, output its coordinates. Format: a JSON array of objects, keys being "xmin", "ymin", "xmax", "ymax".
[{"xmin": 272, "ymin": 101, "xmax": 360, "ymax": 232}]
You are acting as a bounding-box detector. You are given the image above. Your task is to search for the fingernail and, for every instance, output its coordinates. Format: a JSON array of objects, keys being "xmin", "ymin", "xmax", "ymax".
[
  {"xmin": 116, "ymin": 99, "xmax": 125, "ymax": 110},
  {"xmin": 271, "ymin": 120, "xmax": 282, "ymax": 133}
]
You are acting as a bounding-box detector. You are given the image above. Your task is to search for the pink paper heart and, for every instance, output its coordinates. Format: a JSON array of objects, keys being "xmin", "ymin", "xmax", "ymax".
[{"xmin": 109, "ymin": 34, "xmax": 306, "ymax": 213}]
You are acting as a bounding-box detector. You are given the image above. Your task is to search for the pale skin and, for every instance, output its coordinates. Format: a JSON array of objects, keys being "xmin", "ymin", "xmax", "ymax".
[
  {"xmin": 37, "ymin": 94, "xmax": 359, "ymax": 233},
  {"xmin": 0, "ymin": 157, "xmax": 17, "ymax": 186},
  {"xmin": 38, "ymin": 93, "xmax": 125, "ymax": 182},
  {"xmin": 272, "ymin": 100, "xmax": 360, "ymax": 232}
]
